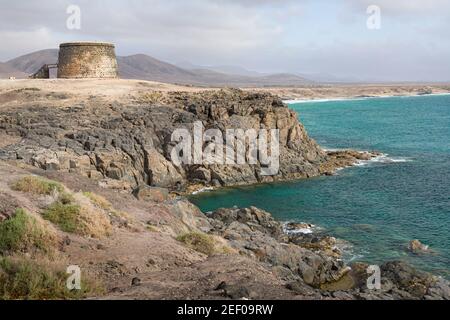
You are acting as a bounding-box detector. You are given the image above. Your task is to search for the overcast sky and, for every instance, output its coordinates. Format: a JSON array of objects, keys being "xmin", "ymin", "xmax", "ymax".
[{"xmin": 1, "ymin": 0, "xmax": 449, "ymax": 81}]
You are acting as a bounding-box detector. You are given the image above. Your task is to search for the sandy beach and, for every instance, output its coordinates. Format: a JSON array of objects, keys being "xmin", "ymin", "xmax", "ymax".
[
  {"xmin": 248, "ymin": 83, "xmax": 450, "ymax": 102},
  {"xmin": 2, "ymin": 79, "xmax": 450, "ymax": 105}
]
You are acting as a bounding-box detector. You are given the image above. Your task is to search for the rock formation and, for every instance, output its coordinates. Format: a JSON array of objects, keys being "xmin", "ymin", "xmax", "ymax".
[
  {"xmin": 408, "ymin": 239, "xmax": 431, "ymax": 254},
  {"xmin": 0, "ymin": 88, "xmax": 375, "ymax": 194}
]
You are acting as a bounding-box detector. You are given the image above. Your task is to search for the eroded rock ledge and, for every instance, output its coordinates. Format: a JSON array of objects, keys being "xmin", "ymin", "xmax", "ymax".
[{"xmin": 0, "ymin": 88, "xmax": 378, "ymax": 193}]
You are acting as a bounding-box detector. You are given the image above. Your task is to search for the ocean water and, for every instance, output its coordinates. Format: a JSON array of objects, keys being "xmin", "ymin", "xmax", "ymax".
[{"xmin": 190, "ymin": 94, "xmax": 450, "ymax": 278}]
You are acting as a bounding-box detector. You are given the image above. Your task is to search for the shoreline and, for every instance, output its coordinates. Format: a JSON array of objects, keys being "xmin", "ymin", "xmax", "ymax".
[
  {"xmin": 187, "ymin": 149, "xmax": 387, "ymax": 196},
  {"xmin": 190, "ymin": 164, "xmax": 449, "ymax": 282},
  {"xmin": 283, "ymin": 92, "xmax": 450, "ymax": 104},
  {"xmin": 247, "ymin": 83, "xmax": 450, "ymax": 104},
  {"xmin": 188, "ymin": 150, "xmax": 381, "ymax": 265}
]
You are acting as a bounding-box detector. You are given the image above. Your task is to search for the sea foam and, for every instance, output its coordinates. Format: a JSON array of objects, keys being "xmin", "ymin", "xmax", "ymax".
[
  {"xmin": 284, "ymin": 92, "xmax": 450, "ymax": 105},
  {"xmin": 191, "ymin": 187, "xmax": 215, "ymax": 195},
  {"xmin": 354, "ymin": 153, "xmax": 413, "ymax": 167}
]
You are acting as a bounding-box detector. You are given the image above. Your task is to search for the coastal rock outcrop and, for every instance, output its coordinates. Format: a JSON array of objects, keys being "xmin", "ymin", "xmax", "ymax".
[
  {"xmin": 345, "ymin": 261, "xmax": 450, "ymax": 300},
  {"xmin": 407, "ymin": 239, "xmax": 430, "ymax": 254},
  {"xmin": 0, "ymin": 88, "xmax": 376, "ymax": 192},
  {"xmin": 205, "ymin": 206, "xmax": 450, "ymax": 299},
  {"xmin": 208, "ymin": 207, "xmax": 350, "ymax": 287}
]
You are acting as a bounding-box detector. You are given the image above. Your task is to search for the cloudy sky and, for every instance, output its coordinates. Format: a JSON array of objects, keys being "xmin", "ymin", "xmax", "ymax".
[{"xmin": 1, "ymin": 0, "xmax": 450, "ymax": 81}]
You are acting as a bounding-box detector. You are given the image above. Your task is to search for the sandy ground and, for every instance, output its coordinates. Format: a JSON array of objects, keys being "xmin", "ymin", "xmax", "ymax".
[
  {"xmin": 0, "ymin": 78, "xmax": 201, "ymax": 94},
  {"xmin": 1, "ymin": 79, "xmax": 450, "ymax": 105},
  {"xmin": 0, "ymin": 79, "xmax": 211, "ymax": 106},
  {"xmin": 248, "ymin": 83, "xmax": 450, "ymax": 101}
]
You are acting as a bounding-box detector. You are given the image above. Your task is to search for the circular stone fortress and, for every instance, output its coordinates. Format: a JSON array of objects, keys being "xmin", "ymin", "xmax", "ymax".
[{"xmin": 56, "ymin": 42, "xmax": 119, "ymax": 79}]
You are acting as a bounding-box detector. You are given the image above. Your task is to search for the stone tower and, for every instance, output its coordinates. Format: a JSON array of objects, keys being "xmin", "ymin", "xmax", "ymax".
[{"xmin": 57, "ymin": 42, "xmax": 118, "ymax": 79}]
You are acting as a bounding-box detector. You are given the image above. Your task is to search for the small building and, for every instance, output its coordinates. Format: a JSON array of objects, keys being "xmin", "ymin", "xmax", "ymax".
[{"xmin": 29, "ymin": 64, "xmax": 58, "ymax": 79}]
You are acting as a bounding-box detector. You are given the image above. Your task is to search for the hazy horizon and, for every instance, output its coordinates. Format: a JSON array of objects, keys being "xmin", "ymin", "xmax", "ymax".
[{"xmin": 1, "ymin": 0, "xmax": 450, "ymax": 82}]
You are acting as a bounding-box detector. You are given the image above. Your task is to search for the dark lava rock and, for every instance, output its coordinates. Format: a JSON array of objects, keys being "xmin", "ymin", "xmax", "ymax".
[
  {"xmin": 0, "ymin": 89, "xmax": 374, "ymax": 192},
  {"xmin": 131, "ymin": 277, "xmax": 141, "ymax": 286}
]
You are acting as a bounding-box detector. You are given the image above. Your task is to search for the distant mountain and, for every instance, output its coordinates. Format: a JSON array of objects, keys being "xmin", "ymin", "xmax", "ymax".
[
  {"xmin": 208, "ymin": 65, "xmax": 264, "ymax": 77},
  {"xmin": 6, "ymin": 49, "xmax": 59, "ymax": 74},
  {"xmin": 5, "ymin": 49, "xmax": 314, "ymax": 86},
  {"xmin": 0, "ymin": 62, "xmax": 28, "ymax": 79},
  {"xmin": 119, "ymin": 55, "xmax": 312, "ymax": 86},
  {"xmin": 256, "ymin": 73, "xmax": 313, "ymax": 85},
  {"xmin": 176, "ymin": 61, "xmax": 264, "ymax": 77},
  {"xmin": 297, "ymin": 72, "xmax": 362, "ymax": 83},
  {"xmin": 117, "ymin": 54, "xmax": 199, "ymax": 83}
]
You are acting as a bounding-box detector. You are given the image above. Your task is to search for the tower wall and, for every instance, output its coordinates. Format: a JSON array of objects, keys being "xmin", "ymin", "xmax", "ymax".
[{"xmin": 57, "ymin": 42, "xmax": 118, "ymax": 79}]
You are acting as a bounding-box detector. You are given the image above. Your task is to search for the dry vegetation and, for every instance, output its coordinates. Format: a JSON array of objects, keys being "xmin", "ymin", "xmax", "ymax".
[
  {"xmin": 12, "ymin": 176, "xmax": 63, "ymax": 195},
  {"xmin": 82, "ymin": 192, "xmax": 112, "ymax": 210},
  {"xmin": 0, "ymin": 176, "xmax": 115, "ymax": 299},
  {"xmin": 83, "ymin": 191, "xmax": 135, "ymax": 231},
  {"xmin": 0, "ymin": 208, "xmax": 58, "ymax": 255},
  {"xmin": 0, "ymin": 255, "xmax": 103, "ymax": 300},
  {"xmin": 71, "ymin": 193, "xmax": 112, "ymax": 238},
  {"xmin": 176, "ymin": 232, "xmax": 234, "ymax": 256},
  {"xmin": 43, "ymin": 192, "xmax": 112, "ymax": 238},
  {"xmin": 12, "ymin": 176, "xmax": 112, "ymax": 238},
  {"xmin": 0, "ymin": 205, "xmax": 103, "ymax": 299}
]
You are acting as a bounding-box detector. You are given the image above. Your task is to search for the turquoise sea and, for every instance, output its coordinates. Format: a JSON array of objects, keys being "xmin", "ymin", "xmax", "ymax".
[{"xmin": 190, "ymin": 94, "xmax": 450, "ymax": 278}]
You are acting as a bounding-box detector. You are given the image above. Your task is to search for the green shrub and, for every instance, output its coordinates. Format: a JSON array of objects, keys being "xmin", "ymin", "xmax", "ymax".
[
  {"xmin": 12, "ymin": 176, "xmax": 63, "ymax": 195},
  {"xmin": 58, "ymin": 192, "xmax": 75, "ymax": 205},
  {"xmin": 42, "ymin": 203, "xmax": 81, "ymax": 234},
  {"xmin": 42, "ymin": 193, "xmax": 112, "ymax": 238},
  {"xmin": 176, "ymin": 232, "xmax": 216, "ymax": 255},
  {"xmin": 0, "ymin": 209, "xmax": 56, "ymax": 254},
  {"xmin": 0, "ymin": 257, "xmax": 103, "ymax": 300}
]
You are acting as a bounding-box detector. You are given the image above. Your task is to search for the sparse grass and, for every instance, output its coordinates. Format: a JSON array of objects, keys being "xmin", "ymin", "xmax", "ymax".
[
  {"xmin": 12, "ymin": 179, "xmax": 112, "ymax": 238},
  {"xmin": 176, "ymin": 232, "xmax": 218, "ymax": 256},
  {"xmin": 12, "ymin": 176, "xmax": 63, "ymax": 195},
  {"xmin": 42, "ymin": 202, "xmax": 81, "ymax": 234},
  {"xmin": 147, "ymin": 225, "xmax": 159, "ymax": 233},
  {"xmin": 0, "ymin": 209, "xmax": 57, "ymax": 254},
  {"xmin": 215, "ymin": 239, "xmax": 236, "ymax": 255},
  {"xmin": 83, "ymin": 192, "xmax": 135, "ymax": 230},
  {"xmin": 58, "ymin": 192, "xmax": 75, "ymax": 205},
  {"xmin": 0, "ymin": 256, "xmax": 103, "ymax": 300},
  {"xmin": 74, "ymin": 202, "xmax": 112, "ymax": 238},
  {"xmin": 82, "ymin": 192, "xmax": 112, "ymax": 210},
  {"xmin": 14, "ymin": 87, "xmax": 41, "ymax": 93},
  {"xmin": 139, "ymin": 91, "xmax": 164, "ymax": 103},
  {"xmin": 42, "ymin": 192, "xmax": 112, "ymax": 238}
]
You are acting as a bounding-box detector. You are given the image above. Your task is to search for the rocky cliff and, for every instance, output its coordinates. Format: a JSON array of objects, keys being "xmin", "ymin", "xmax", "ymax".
[{"xmin": 0, "ymin": 86, "xmax": 372, "ymax": 193}]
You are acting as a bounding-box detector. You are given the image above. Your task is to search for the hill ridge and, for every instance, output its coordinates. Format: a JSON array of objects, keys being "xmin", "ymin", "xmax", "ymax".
[{"xmin": 2, "ymin": 49, "xmax": 313, "ymax": 86}]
